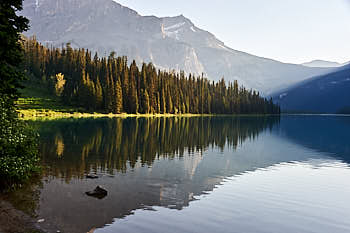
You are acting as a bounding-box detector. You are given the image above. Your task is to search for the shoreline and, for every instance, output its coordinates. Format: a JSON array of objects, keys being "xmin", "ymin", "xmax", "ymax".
[
  {"xmin": 17, "ymin": 109, "xmax": 278, "ymax": 120},
  {"xmin": 0, "ymin": 198, "xmax": 43, "ymax": 233},
  {"xmin": 17, "ymin": 109, "xmax": 349, "ymax": 120}
]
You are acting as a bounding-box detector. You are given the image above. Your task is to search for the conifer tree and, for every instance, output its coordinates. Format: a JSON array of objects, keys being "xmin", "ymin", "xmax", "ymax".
[
  {"xmin": 140, "ymin": 89, "xmax": 150, "ymax": 114},
  {"xmin": 128, "ymin": 82, "xmax": 139, "ymax": 114},
  {"xmin": 0, "ymin": 0, "xmax": 29, "ymax": 100},
  {"xmin": 95, "ymin": 77, "xmax": 103, "ymax": 109},
  {"xmin": 114, "ymin": 80, "xmax": 123, "ymax": 114},
  {"xmin": 160, "ymin": 87, "xmax": 166, "ymax": 114},
  {"xmin": 166, "ymin": 90, "xmax": 173, "ymax": 114}
]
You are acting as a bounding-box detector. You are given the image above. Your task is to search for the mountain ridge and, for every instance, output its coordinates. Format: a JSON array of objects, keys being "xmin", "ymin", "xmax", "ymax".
[
  {"xmin": 273, "ymin": 64, "xmax": 350, "ymax": 113},
  {"xmin": 301, "ymin": 60, "xmax": 345, "ymax": 68}
]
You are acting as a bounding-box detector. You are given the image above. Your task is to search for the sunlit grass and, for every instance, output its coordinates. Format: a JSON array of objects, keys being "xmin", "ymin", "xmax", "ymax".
[
  {"xmin": 17, "ymin": 109, "xmax": 213, "ymax": 120},
  {"xmin": 16, "ymin": 82, "xmax": 275, "ymax": 120}
]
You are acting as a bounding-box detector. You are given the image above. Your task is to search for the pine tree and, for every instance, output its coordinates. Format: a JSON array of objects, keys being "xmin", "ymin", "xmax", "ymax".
[
  {"xmin": 166, "ymin": 90, "xmax": 173, "ymax": 114},
  {"xmin": 95, "ymin": 77, "xmax": 103, "ymax": 109},
  {"xmin": 128, "ymin": 82, "xmax": 139, "ymax": 114},
  {"xmin": 122, "ymin": 68, "xmax": 129, "ymax": 112},
  {"xmin": 160, "ymin": 87, "xmax": 166, "ymax": 114},
  {"xmin": 114, "ymin": 80, "xmax": 123, "ymax": 114},
  {"xmin": 140, "ymin": 89, "xmax": 150, "ymax": 114},
  {"xmin": 156, "ymin": 92, "xmax": 161, "ymax": 113},
  {"xmin": 0, "ymin": 0, "xmax": 29, "ymax": 100}
]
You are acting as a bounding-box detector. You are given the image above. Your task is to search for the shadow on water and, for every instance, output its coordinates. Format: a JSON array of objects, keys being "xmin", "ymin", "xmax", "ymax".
[
  {"xmin": 5, "ymin": 115, "xmax": 350, "ymax": 233},
  {"xmin": 277, "ymin": 115, "xmax": 350, "ymax": 162}
]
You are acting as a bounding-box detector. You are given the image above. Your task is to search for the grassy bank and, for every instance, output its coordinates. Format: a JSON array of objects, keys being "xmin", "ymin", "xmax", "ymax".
[
  {"xmin": 15, "ymin": 83, "xmax": 214, "ymax": 119},
  {"xmin": 17, "ymin": 108, "xmax": 215, "ymax": 120},
  {"xmin": 16, "ymin": 82, "xmax": 278, "ymax": 120}
]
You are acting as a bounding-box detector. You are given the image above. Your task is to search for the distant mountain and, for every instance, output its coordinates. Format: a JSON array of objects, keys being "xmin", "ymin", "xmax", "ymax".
[
  {"xmin": 301, "ymin": 60, "xmax": 344, "ymax": 68},
  {"xmin": 272, "ymin": 64, "xmax": 350, "ymax": 113},
  {"xmin": 21, "ymin": 0, "xmax": 329, "ymax": 95}
]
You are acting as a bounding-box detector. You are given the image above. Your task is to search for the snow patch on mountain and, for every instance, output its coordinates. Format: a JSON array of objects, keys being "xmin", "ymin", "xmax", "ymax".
[
  {"xmin": 164, "ymin": 22, "xmax": 186, "ymax": 31},
  {"xmin": 163, "ymin": 22, "xmax": 187, "ymax": 40},
  {"xmin": 163, "ymin": 30, "xmax": 181, "ymax": 40}
]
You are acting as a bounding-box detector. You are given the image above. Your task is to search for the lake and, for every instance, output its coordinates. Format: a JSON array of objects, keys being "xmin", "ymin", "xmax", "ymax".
[{"xmin": 5, "ymin": 115, "xmax": 350, "ymax": 233}]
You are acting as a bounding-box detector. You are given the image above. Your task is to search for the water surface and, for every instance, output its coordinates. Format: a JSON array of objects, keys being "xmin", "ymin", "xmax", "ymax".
[{"xmin": 6, "ymin": 116, "xmax": 350, "ymax": 233}]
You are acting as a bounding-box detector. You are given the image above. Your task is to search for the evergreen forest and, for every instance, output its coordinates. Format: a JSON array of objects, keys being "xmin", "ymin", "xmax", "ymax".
[{"xmin": 23, "ymin": 37, "xmax": 280, "ymax": 115}]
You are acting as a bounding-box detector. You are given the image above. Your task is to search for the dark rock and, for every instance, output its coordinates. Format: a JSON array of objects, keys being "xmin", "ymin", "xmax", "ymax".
[
  {"xmin": 86, "ymin": 174, "xmax": 99, "ymax": 179},
  {"xmin": 85, "ymin": 186, "xmax": 108, "ymax": 199}
]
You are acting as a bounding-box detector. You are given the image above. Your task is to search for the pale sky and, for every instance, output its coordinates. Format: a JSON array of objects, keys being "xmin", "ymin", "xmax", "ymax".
[{"xmin": 115, "ymin": 0, "xmax": 350, "ymax": 64}]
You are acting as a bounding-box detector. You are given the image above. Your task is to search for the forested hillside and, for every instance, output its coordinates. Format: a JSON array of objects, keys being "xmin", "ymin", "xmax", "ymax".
[{"xmin": 22, "ymin": 37, "xmax": 280, "ymax": 115}]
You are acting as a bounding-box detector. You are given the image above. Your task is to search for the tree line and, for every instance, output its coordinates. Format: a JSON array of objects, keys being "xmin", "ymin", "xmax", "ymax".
[{"xmin": 23, "ymin": 37, "xmax": 280, "ymax": 115}]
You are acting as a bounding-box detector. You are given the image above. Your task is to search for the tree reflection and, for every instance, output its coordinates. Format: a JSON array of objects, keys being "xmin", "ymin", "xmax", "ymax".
[{"xmin": 33, "ymin": 116, "xmax": 280, "ymax": 182}]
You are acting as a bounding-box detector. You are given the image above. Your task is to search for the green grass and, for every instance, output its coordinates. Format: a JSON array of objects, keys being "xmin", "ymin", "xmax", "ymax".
[
  {"xmin": 17, "ymin": 82, "xmax": 81, "ymax": 113},
  {"xmin": 15, "ymin": 82, "xmax": 211, "ymax": 119},
  {"xmin": 17, "ymin": 82, "xmax": 278, "ymax": 120}
]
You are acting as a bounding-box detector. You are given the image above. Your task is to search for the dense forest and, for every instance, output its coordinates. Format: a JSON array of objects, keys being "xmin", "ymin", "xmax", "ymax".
[{"xmin": 22, "ymin": 37, "xmax": 280, "ymax": 115}]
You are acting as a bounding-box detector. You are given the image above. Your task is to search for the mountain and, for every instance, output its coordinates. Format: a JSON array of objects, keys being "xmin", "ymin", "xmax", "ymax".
[
  {"xmin": 301, "ymin": 60, "xmax": 344, "ymax": 68},
  {"xmin": 21, "ymin": 0, "xmax": 329, "ymax": 95},
  {"xmin": 272, "ymin": 64, "xmax": 350, "ymax": 113}
]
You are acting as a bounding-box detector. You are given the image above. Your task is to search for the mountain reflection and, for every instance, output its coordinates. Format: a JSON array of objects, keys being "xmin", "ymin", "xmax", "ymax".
[{"xmin": 35, "ymin": 117, "xmax": 279, "ymax": 180}]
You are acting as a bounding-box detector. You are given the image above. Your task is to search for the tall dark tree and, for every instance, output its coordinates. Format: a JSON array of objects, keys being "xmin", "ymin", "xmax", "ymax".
[
  {"xmin": 140, "ymin": 89, "xmax": 150, "ymax": 114},
  {"xmin": 0, "ymin": 0, "xmax": 29, "ymax": 100},
  {"xmin": 114, "ymin": 80, "xmax": 123, "ymax": 114},
  {"xmin": 0, "ymin": 0, "xmax": 40, "ymax": 186}
]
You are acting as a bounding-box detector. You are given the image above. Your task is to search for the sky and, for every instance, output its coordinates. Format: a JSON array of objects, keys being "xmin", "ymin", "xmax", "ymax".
[{"xmin": 115, "ymin": 0, "xmax": 350, "ymax": 64}]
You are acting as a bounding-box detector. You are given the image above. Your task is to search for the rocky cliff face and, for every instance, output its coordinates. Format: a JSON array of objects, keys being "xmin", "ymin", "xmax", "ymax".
[{"xmin": 21, "ymin": 0, "xmax": 329, "ymax": 94}]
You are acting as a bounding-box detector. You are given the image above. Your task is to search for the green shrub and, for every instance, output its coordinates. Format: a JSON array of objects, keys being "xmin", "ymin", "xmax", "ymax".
[{"xmin": 0, "ymin": 96, "xmax": 39, "ymax": 189}]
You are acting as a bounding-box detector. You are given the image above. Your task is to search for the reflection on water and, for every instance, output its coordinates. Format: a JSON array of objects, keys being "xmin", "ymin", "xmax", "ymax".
[
  {"xmin": 99, "ymin": 160, "xmax": 350, "ymax": 233},
  {"xmin": 278, "ymin": 115, "xmax": 350, "ymax": 161},
  {"xmin": 37, "ymin": 117, "xmax": 278, "ymax": 180},
  {"xmin": 5, "ymin": 116, "xmax": 350, "ymax": 233}
]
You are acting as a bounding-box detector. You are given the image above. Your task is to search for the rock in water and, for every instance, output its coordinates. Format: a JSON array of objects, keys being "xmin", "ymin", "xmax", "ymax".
[
  {"xmin": 85, "ymin": 186, "xmax": 108, "ymax": 199},
  {"xmin": 86, "ymin": 174, "xmax": 99, "ymax": 179}
]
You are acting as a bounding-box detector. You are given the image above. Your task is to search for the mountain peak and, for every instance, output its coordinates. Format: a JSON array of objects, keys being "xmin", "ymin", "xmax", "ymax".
[{"xmin": 175, "ymin": 14, "xmax": 187, "ymax": 20}]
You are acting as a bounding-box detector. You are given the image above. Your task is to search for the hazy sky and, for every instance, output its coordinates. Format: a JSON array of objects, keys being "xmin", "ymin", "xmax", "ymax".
[{"xmin": 115, "ymin": 0, "xmax": 350, "ymax": 64}]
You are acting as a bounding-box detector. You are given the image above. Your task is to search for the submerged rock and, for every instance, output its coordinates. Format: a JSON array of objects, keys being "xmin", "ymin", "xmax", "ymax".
[
  {"xmin": 85, "ymin": 186, "xmax": 108, "ymax": 199},
  {"xmin": 86, "ymin": 174, "xmax": 99, "ymax": 179}
]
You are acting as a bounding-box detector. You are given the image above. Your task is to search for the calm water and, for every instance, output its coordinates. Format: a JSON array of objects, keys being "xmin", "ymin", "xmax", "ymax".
[{"xmin": 5, "ymin": 116, "xmax": 350, "ymax": 233}]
